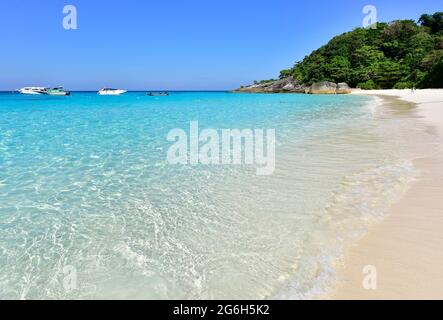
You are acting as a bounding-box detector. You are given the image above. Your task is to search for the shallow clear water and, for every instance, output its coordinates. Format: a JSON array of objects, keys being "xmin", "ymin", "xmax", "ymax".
[{"xmin": 0, "ymin": 92, "xmax": 432, "ymax": 299}]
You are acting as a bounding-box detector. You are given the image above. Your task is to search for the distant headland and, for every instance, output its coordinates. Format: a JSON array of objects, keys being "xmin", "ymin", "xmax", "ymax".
[{"xmin": 235, "ymin": 12, "xmax": 443, "ymax": 93}]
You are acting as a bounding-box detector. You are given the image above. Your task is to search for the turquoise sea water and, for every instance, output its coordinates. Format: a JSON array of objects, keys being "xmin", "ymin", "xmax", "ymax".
[{"xmin": 0, "ymin": 92, "xmax": 429, "ymax": 299}]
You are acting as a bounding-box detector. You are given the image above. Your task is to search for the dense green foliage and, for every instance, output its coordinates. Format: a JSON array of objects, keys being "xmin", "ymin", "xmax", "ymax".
[{"xmin": 280, "ymin": 12, "xmax": 443, "ymax": 89}]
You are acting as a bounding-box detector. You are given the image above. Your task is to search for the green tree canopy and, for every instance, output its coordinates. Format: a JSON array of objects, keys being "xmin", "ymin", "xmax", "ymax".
[
  {"xmin": 279, "ymin": 12, "xmax": 443, "ymax": 89},
  {"xmin": 419, "ymin": 12, "xmax": 443, "ymax": 34}
]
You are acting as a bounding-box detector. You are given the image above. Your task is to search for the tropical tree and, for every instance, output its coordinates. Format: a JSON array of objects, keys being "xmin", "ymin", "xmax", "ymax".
[
  {"xmin": 419, "ymin": 12, "xmax": 443, "ymax": 34},
  {"xmin": 275, "ymin": 12, "xmax": 443, "ymax": 89}
]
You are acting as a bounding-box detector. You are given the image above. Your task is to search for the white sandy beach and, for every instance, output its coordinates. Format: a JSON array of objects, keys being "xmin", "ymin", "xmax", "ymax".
[{"xmin": 331, "ymin": 89, "xmax": 443, "ymax": 299}]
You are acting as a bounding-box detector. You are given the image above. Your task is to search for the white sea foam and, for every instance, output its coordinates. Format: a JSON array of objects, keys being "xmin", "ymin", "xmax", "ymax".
[{"xmin": 274, "ymin": 160, "xmax": 417, "ymax": 299}]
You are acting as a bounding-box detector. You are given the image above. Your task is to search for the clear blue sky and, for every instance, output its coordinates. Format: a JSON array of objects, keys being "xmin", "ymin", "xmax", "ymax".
[{"xmin": 0, "ymin": 0, "xmax": 441, "ymax": 90}]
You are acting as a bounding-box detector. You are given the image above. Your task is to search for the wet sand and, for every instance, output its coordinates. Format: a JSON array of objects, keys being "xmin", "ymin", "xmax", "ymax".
[{"xmin": 331, "ymin": 89, "xmax": 443, "ymax": 299}]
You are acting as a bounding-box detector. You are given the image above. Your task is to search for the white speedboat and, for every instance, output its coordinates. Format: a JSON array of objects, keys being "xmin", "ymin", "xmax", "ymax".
[
  {"xmin": 98, "ymin": 88, "xmax": 127, "ymax": 95},
  {"xmin": 17, "ymin": 87, "xmax": 48, "ymax": 95}
]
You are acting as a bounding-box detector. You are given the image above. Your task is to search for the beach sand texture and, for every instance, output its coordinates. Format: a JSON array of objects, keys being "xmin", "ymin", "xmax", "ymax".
[{"xmin": 331, "ymin": 89, "xmax": 443, "ymax": 299}]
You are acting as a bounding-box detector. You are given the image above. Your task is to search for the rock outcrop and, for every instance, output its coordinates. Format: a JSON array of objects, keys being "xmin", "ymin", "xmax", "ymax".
[
  {"xmin": 308, "ymin": 81, "xmax": 337, "ymax": 94},
  {"xmin": 336, "ymin": 82, "xmax": 352, "ymax": 94},
  {"xmin": 235, "ymin": 79, "xmax": 353, "ymax": 94},
  {"xmin": 234, "ymin": 77, "xmax": 308, "ymax": 93}
]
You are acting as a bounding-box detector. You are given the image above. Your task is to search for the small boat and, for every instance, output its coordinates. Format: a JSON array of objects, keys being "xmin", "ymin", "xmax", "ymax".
[
  {"xmin": 17, "ymin": 87, "xmax": 48, "ymax": 95},
  {"xmin": 98, "ymin": 88, "xmax": 127, "ymax": 95},
  {"xmin": 147, "ymin": 91, "xmax": 169, "ymax": 96},
  {"xmin": 46, "ymin": 87, "xmax": 71, "ymax": 96}
]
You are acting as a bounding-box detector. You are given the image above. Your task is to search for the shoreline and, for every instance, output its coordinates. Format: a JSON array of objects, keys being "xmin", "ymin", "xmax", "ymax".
[{"xmin": 329, "ymin": 89, "xmax": 443, "ymax": 299}]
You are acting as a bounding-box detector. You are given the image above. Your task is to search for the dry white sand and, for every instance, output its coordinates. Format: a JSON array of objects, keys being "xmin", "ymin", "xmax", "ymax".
[{"xmin": 330, "ymin": 89, "xmax": 443, "ymax": 300}]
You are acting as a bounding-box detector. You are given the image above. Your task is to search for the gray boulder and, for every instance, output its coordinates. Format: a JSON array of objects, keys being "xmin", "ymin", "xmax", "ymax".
[
  {"xmin": 234, "ymin": 77, "xmax": 310, "ymax": 94},
  {"xmin": 280, "ymin": 79, "xmax": 309, "ymax": 93},
  {"xmin": 282, "ymin": 82, "xmax": 296, "ymax": 91},
  {"xmin": 293, "ymin": 84, "xmax": 310, "ymax": 93},
  {"xmin": 309, "ymin": 81, "xmax": 337, "ymax": 94},
  {"xmin": 266, "ymin": 78, "xmax": 295, "ymax": 92},
  {"xmin": 336, "ymin": 82, "xmax": 352, "ymax": 94}
]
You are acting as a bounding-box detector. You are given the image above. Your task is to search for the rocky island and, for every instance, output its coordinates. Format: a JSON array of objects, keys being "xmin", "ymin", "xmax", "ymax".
[
  {"xmin": 234, "ymin": 77, "xmax": 352, "ymax": 94},
  {"xmin": 234, "ymin": 12, "xmax": 443, "ymax": 94}
]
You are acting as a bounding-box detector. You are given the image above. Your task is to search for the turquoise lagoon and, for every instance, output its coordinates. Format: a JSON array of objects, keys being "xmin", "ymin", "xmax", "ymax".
[{"xmin": 0, "ymin": 92, "xmax": 430, "ymax": 299}]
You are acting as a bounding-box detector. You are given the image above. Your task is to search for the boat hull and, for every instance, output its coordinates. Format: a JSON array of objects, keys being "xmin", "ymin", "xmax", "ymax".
[
  {"xmin": 98, "ymin": 90, "xmax": 127, "ymax": 96},
  {"xmin": 19, "ymin": 91, "xmax": 43, "ymax": 95}
]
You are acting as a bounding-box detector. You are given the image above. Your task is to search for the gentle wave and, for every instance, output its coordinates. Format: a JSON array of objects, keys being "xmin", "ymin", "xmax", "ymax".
[
  {"xmin": 274, "ymin": 160, "xmax": 417, "ymax": 299},
  {"xmin": 0, "ymin": 92, "xmax": 434, "ymax": 299}
]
